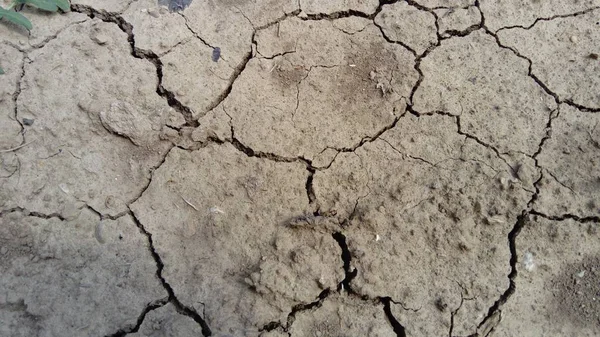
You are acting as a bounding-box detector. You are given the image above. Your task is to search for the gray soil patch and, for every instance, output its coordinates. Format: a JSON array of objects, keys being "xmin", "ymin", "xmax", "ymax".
[{"xmin": 550, "ymin": 254, "xmax": 600, "ymax": 329}]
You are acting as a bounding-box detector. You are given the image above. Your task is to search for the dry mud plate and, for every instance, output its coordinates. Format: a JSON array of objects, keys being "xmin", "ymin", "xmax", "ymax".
[{"xmin": 0, "ymin": 1, "xmax": 599, "ymax": 337}]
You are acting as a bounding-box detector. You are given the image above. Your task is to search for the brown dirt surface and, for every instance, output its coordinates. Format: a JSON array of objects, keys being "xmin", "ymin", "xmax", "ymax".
[{"xmin": 1, "ymin": 1, "xmax": 599, "ymax": 336}]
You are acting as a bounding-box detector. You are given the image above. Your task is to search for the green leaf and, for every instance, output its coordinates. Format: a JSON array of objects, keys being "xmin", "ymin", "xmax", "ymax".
[
  {"xmin": 54, "ymin": 0, "xmax": 70, "ymax": 12},
  {"xmin": 19, "ymin": 0, "xmax": 59, "ymax": 12},
  {"xmin": 0, "ymin": 6, "xmax": 33, "ymax": 30}
]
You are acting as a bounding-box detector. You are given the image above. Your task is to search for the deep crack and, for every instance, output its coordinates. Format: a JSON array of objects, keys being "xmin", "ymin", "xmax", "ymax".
[{"xmin": 129, "ymin": 210, "xmax": 213, "ymax": 336}]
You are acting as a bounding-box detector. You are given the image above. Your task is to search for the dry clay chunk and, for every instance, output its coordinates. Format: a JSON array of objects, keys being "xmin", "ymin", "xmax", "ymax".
[
  {"xmin": 182, "ymin": 0, "xmax": 289, "ymax": 63},
  {"xmin": 161, "ymin": 39, "xmax": 234, "ymax": 119},
  {"xmin": 375, "ymin": 1, "xmax": 437, "ymax": 55},
  {"xmin": 480, "ymin": 0, "xmax": 600, "ymax": 32},
  {"xmin": 435, "ymin": 6, "xmax": 481, "ymax": 36},
  {"xmin": 0, "ymin": 44, "xmax": 23, "ymax": 151},
  {"xmin": 129, "ymin": 303, "xmax": 204, "ymax": 337},
  {"xmin": 491, "ymin": 217, "xmax": 600, "ymax": 337},
  {"xmin": 0, "ymin": 20, "xmax": 172, "ymax": 217},
  {"xmin": 0, "ymin": 209, "xmax": 166, "ymax": 337},
  {"xmin": 314, "ymin": 114, "xmax": 537, "ymax": 336},
  {"xmin": 123, "ymin": 0, "xmax": 194, "ymax": 55},
  {"xmin": 498, "ymin": 9, "xmax": 600, "ymax": 109},
  {"xmin": 288, "ymin": 295, "xmax": 395, "ymax": 336},
  {"xmin": 131, "ymin": 144, "xmax": 344, "ymax": 335},
  {"xmin": 167, "ymin": 0, "xmax": 302, "ymax": 118},
  {"xmin": 71, "ymin": 0, "xmax": 131, "ymax": 12},
  {"xmin": 0, "ymin": 9, "xmax": 88, "ymax": 49},
  {"xmin": 300, "ymin": 0, "xmax": 379, "ymax": 15},
  {"xmin": 535, "ymin": 105, "xmax": 600, "ymax": 218},
  {"xmin": 225, "ymin": 18, "xmax": 417, "ymax": 161},
  {"xmin": 413, "ymin": 31, "xmax": 556, "ymax": 155}
]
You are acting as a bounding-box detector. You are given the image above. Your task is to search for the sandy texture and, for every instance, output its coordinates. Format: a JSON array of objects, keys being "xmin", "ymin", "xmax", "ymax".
[
  {"xmin": 300, "ymin": 0, "xmax": 379, "ymax": 15},
  {"xmin": 314, "ymin": 113, "xmax": 536, "ymax": 336},
  {"xmin": 436, "ymin": 6, "xmax": 481, "ymax": 36},
  {"xmin": 480, "ymin": 0, "xmax": 600, "ymax": 32},
  {"xmin": 0, "ymin": 20, "xmax": 173, "ymax": 217},
  {"xmin": 491, "ymin": 216, "xmax": 600, "ymax": 336},
  {"xmin": 535, "ymin": 105, "xmax": 600, "ymax": 218},
  {"xmin": 129, "ymin": 303, "xmax": 204, "ymax": 337},
  {"xmin": 375, "ymin": 1, "xmax": 438, "ymax": 55},
  {"xmin": 289, "ymin": 294, "xmax": 396, "ymax": 336},
  {"xmin": 0, "ymin": 44, "xmax": 23, "ymax": 151},
  {"xmin": 1, "ymin": 1, "xmax": 599, "ymax": 336},
  {"xmin": 498, "ymin": 8, "xmax": 600, "ymax": 109},
  {"xmin": 229, "ymin": 17, "xmax": 417, "ymax": 161},
  {"xmin": 413, "ymin": 31, "xmax": 556, "ymax": 155},
  {"xmin": 131, "ymin": 144, "xmax": 344, "ymax": 334},
  {"xmin": 0, "ymin": 209, "xmax": 165, "ymax": 337},
  {"xmin": 123, "ymin": 0, "xmax": 193, "ymax": 56}
]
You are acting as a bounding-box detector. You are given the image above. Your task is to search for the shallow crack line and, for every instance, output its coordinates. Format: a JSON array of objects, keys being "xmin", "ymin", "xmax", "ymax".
[
  {"xmin": 546, "ymin": 170, "xmax": 576, "ymax": 194},
  {"xmin": 453, "ymin": 115, "xmax": 520, "ymax": 175},
  {"xmin": 9, "ymin": 51, "xmax": 27, "ymax": 147},
  {"xmin": 129, "ymin": 209, "xmax": 213, "ymax": 336},
  {"xmin": 495, "ymin": 6, "xmax": 600, "ymax": 33},
  {"xmin": 532, "ymin": 108, "xmax": 559, "ymax": 159},
  {"xmin": 177, "ymin": 12, "xmax": 216, "ymax": 49},
  {"xmin": 28, "ymin": 18, "xmax": 89, "ymax": 50},
  {"xmin": 381, "ymin": 138, "xmax": 437, "ymax": 167},
  {"xmin": 105, "ymin": 297, "xmax": 169, "ymax": 337},
  {"xmin": 316, "ymin": 107, "xmax": 409, "ymax": 169},
  {"xmin": 0, "ymin": 207, "xmax": 66, "ymax": 221},
  {"xmin": 530, "ymin": 210, "xmax": 600, "ymax": 223},
  {"xmin": 70, "ymin": 4, "xmax": 199, "ymax": 127}
]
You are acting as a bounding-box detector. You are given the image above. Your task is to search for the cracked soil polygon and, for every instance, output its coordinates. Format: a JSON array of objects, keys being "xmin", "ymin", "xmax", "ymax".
[
  {"xmin": 1, "ymin": 0, "xmax": 599, "ymax": 336},
  {"xmin": 314, "ymin": 114, "xmax": 537, "ymax": 336},
  {"xmin": 131, "ymin": 144, "xmax": 344, "ymax": 335},
  {"xmin": 123, "ymin": 0, "xmax": 194, "ymax": 56},
  {"xmin": 129, "ymin": 303, "xmax": 204, "ymax": 337},
  {"xmin": 497, "ymin": 8, "xmax": 600, "ymax": 109},
  {"xmin": 535, "ymin": 104, "xmax": 600, "ymax": 218},
  {"xmin": 413, "ymin": 30, "xmax": 556, "ymax": 155},
  {"xmin": 288, "ymin": 294, "xmax": 395, "ymax": 336},
  {"xmin": 0, "ymin": 20, "xmax": 173, "ymax": 217},
  {"xmin": 375, "ymin": 1, "xmax": 438, "ymax": 55},
  {"xmin": 491, "ymin": 216, "xmax": 600, "ymax": 336},
  {"xmin": 227, "ymin": 17, "xmax": 417, "ymax": 161},
  {"xmin": 0, "ymin": 209, "xmax": 165, "ymax": 337}
]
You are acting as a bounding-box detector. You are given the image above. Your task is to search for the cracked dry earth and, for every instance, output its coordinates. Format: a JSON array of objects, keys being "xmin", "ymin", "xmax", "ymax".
[{"xmin": 0, "ymin": 0, "xmax": 599, "ymax": 336}]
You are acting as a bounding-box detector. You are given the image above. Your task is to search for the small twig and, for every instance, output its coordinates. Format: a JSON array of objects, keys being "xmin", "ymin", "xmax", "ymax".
[
  {"xmin": 181, "ymin": 195, "xmax": 199, "ymax": 211},
  {"xmin": 0, "ymin": 138, "xmax": 37, "ymax": 153}
]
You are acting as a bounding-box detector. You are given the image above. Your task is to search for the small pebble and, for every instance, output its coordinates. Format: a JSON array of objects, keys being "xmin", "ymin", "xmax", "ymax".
[
  {"xmin": 570, "ymin": 35, "xmax": 578, "ymax": 43},
  {"xmin": 92, "ymin": 33, "xmax": 110, "ymax": 45},
  {"xmin": 0, "ymin": 247, "xmax": 7, "ymax": 255},
  {"xmin": 148, "ymin": 8, "xmax": 160, "ymax": 18},
  {"xmin": 22, "ymin": 118, "xmax": 34, "ymax": 126},
  {"xmin": 212, "ymin": 47, "xmax": 221, "ymax": 62}
]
